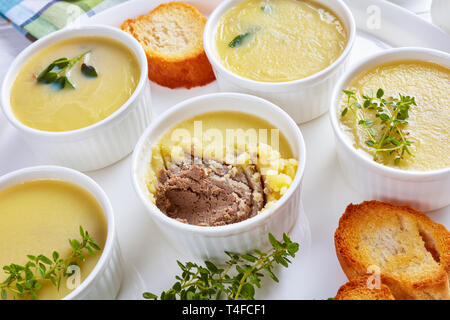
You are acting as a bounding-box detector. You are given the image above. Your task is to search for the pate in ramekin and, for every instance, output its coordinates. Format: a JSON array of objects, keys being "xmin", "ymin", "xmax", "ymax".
[
  {"xmin": 330, "ymin": 48, "xmax": 450, "ymax": 212},
  {"xmin": 132, "ymin": 93, "xmax": 307, "ymax": 261},
  {"xmin": 203, "ymin": 0, "xmax": 356, "ymax": 123},
  {"xmin": 1, "ymin": 26, "xmax": 152, "ymax": 172},
  {"xmin": 0, "ymin": 166, "xmax": 122, "ymax": 300}
]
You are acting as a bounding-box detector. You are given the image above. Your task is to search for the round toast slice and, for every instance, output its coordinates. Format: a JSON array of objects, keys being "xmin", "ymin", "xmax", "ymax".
[
  {"xmin": 335, "ymin": 275, "xmax": 395, "ymax": 300},
  {"xmin": 121, "ymin": 2, "xmax": 215, "ymax": 89},
  {"xmin": 335, "ymin": 201, "xmax": 450, "ymax": 300}
]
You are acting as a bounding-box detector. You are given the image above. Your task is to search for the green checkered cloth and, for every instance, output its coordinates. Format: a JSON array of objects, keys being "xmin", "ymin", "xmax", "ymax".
[{"xmin": 0, "ymin": 0, "xmax": 128, "ymax": 40}]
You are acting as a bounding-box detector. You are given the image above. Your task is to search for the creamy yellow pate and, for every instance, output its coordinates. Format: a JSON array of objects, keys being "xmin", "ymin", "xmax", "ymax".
[
  {"xmin": 0, "ymin": 180, "xmax": 107, "ymax": 300},
  {"xmin": 10, "ymin": 36, "xmax": 140, "ymax": 132},
  {"xmin": 215, "ymin": 0, "xmax": 347, "ymax": 82},
  {"xmin": 340, "ymin": 60, "xmax": 450, "ymax": 171},
  {"xmin": 147, "ymin": 111, "xmax": 298, "ymax": 209}
]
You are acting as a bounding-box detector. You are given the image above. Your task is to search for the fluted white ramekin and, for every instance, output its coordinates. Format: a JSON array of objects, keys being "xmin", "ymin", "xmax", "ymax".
[
  {"xmin": 132, "ymin": 93, "xmax": 307, "ymax": 261},
  {"xmin": 1, "ymin": 26, "xmax": 152, "ymax": 172},
  {"xmin": 330, "ymin": 47, "xmax": 450, "ymax": 212},
  {"xmin": 203, "ymin": 0, "xmax": 355, "ymax": 124},
  {"xmin": 0, "ymin": 166, "xmax": 123, "ymax": 300}
]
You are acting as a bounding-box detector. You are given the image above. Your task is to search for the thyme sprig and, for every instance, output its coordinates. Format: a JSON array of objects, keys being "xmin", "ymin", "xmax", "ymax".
[
  {"xmin": 0, "ymin": 226, "xmax": 100, "ymax": 300},
  {"xmin": 342, "ymin": 88, "xmax": 416, "ymax": 165},
  {"xmin": 37, "ymin": 51, "xmax": 97, "ymax": 89},
  {"xmin": 143, "ymin": 233, "xmax": 299, "ymax": 300}
]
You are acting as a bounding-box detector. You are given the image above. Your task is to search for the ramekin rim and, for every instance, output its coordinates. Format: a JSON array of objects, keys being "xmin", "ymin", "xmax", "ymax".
[
  {"xmin": 203, "ymin": 0, "xmax": 356, "ymax": 89},
  {"xmin": 329, "ymin": 47, "xmax": 450, "ymax": 179},
  {"xmin": 131, "ymin": 92, "xmax": 306, "ymax": 236},
  {"xmin": 0, "ymin": 165, "xmax": 116, "ymax": 300},
  {"xmin": 1, "ymin": 25, "xmax": 148, "ymax": 138}
]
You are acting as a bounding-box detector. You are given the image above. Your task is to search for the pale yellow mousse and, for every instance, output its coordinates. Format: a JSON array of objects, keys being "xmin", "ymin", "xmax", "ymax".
[
  {"xmin": 147, "ymin": 111, "xmax": 298, "ymax": 210},
  {"xmin": 10, "ymin": 36, "xmax": 140, "ymax": 132},
  {"xmin": 340, "ymin": 60, "xmax": 450, "ymax": 171},
  {"xmin": 215, "ymin": 0, "xmax": 347, "ymax": 82},
  {"xmin": 0, "ymin": 180, "xmax": 107, "ymax": 300}
]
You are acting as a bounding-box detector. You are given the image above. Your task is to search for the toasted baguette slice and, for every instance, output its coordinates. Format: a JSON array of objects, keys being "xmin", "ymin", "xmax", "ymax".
[
  {"xmin": 335, "ymin": 276, "xmax": 395, "ymax": 300},
  {"xmin": 121, "ymin": 2, "xmax": 215, "ymax": 89},
  {"xmin": 335, "ymin": 201, "xmax": 450, "ymax": 300}
]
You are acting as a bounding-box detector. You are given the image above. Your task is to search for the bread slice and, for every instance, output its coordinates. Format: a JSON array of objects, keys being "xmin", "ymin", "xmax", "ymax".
[
  {"xmin": 335, "ymin": 275, "xmax": 395, "ymax": 300},
  {"xmin": 120, "ymin": 2, "xmax": 215, "ymax": 89},
  {"xmin": 334, "ymin": 201, "xmax": 450, "ymax": 300}
]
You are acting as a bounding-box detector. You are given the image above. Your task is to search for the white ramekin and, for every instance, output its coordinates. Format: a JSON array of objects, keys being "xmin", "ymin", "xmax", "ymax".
[
  {"xmin": 203, "ymin": 0, "xmax": 356, "ymax": 124},
  {"xmin": 431, "ymin": 0, "xmax": 450, "ymax": 34},
  {"xmin": 1, "ymin": 26, "xmax": 152, "ymax": 172},
  {"xmin": 132, "ymin": 93, "xmax": 307, "ymax": 261},
  {"xmin": 0, "ymin": 166, "xmax": 123, "ymax": 300},
  {"xmin": 330, "ymin": 47, "xmax": 450, "ymax": 212}
]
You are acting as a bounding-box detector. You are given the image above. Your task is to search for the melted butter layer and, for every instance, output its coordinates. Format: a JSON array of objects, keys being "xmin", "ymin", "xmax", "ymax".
[
  {"xmin": 340, "ymin": 60, "xmax": 450, "ymax": 171},
  {"xmin": 215, "ymin": 0, "xmax": 347, "ymax": 82}
]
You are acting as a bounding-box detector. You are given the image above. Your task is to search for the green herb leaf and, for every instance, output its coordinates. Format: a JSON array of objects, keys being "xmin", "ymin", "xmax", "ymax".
[
  {"xmin": 241, "ymin": 254, "xmax": 258, "ymax": 263},
  {"xmin": 81, "ymin": 63, "xmax": 98, "ymax": 77},
  {"xmin": 229, "ymin": 32, "xmax": 252, "ymax": 48},
  {"xmin": 39, "ymin": 72, "xmax": 58, "ymax": 84},
  {"xmin": 240, "ymin": 283, "xmax": 255, "ymax": 299},
  {"xmin": 379, "ymin": 113, "xmax": 390, "ymax": 122},
  {"xmin": 205, "ymin": 261, "xmax": 218, "ymax": 273},
  {"xmin": 376, "ymin": 88, "xmax": 384, "ymax": 98},
  {"xmin": 352, "ymin": 102, "xmax": 362, "ymax": 109},
  {"xmin": 358, "ymin": 119, "xmax": 374, "ymax": 128},
  {"xmin": 142, "ymin": 292, "xmax": 157, "ymax": 300},
  {"xmin": 366, "ymin": 140, "xmax": 375, "ymax": 147},
  {"xmin": 342, "ymin": 89, "xmax": 355, "ymax": 96},
  {"xmin": 64, "ymin": 77, "xmax": 75, "ymax": 89},
  {"xmin": 37, "ymin": 64, "xmax": 55, "ymax": 82},
  {"xmin": 287, "ymin": 242, "xmax": 299, "ymax": 256},
  {"xmin": 53, "ymin": 58, "xmax": 69, "ymax": 69},
  {"xmin": 38, "ymin": 255, "xmax": 52, "ymax": 265},
  {"xmin": 341, "ymin": 107, "xmax": 348, "ymax": 117}
]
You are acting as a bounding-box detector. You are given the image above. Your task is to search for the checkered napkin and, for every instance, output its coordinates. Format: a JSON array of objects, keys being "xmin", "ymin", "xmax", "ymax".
[{"xmin": 0, "ymin": 0, "xmax": 128, "ymax": 40}]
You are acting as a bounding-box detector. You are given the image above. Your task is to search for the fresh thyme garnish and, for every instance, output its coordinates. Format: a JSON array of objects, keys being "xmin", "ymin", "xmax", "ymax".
[
  {"xmin": 143, "ymin": 233, "xmax": 299, "ymax": 300},
  {"xmin": 342, "ymin": 88, "xmax": 416, "ymax": 165},
  {"xmin": 37, "ymin": 51, "xmax": 98, "ymax": 89},
  {"xmin": 0, "ymin": 226, "xmax": 100, "ymax": 300}
]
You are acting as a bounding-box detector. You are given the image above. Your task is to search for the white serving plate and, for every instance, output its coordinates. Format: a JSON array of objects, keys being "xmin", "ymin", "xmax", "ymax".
[{"xmin": 0, "ymin": 0, "xmax": 449, "ymax": 300}]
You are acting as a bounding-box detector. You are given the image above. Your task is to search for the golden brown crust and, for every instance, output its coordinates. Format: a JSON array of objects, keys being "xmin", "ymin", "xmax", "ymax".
[
  {"xmin": 120, "ymin": 2, "xmax": 215, "ymax": 89},
  {"xmin": 146, "ymin": 51, "xmax": 215, "ymax": 89},
  {"xmin": 334, "ymin": 200, "xmax": 450, "ymax": 300},
  {"xmin": 335, "ymin": 275, "xmax": 395, "ymax": 300}
]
